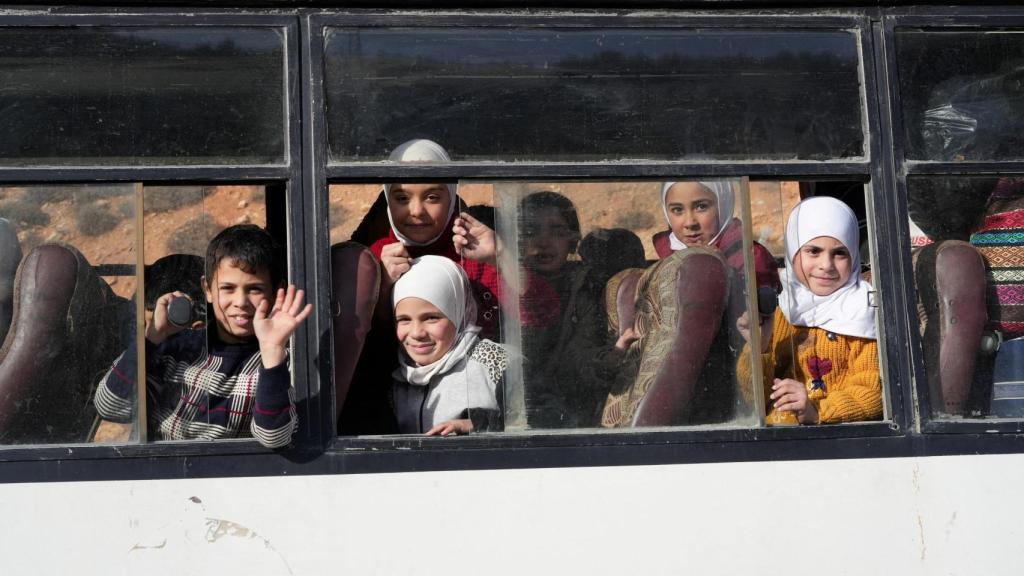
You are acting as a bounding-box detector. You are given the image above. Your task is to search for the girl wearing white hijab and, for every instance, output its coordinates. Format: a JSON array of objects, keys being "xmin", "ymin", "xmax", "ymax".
[
  {"xmin": 654, "ymin": 180, "xmax": 780, "ymax": 292},
  {"xmin": 737, "ymin": 196, "xmax": 881, "ymax": 425},
  {"xmin": 368, "ymin": 138, "xmax": 513, "ymax": 339},
  {"xmin": 391, "ymin": 255, "xmax": 507, "ymax": 435}
]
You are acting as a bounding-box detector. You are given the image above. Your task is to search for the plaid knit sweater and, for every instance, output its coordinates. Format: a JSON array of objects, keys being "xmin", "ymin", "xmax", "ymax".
[{"xmin": 94, "ymin": 330, "xmax": 296, "ymax": 448}]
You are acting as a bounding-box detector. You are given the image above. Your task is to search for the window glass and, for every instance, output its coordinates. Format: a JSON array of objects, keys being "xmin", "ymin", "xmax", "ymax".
[
  {"xmin": 906, "ymin": 175, "xmax": 1024, "ymax": 419},
  {"xmin": 897, "ymin": 29, "xmax": 1024, "ymax": 162},
  {"xmin": 0, "ymin": 184, "xmax": 138, "ymax": 445},
  {"xmin": 0, "ymin": 27, "xmax": 286, "ymax": 166},
  {"xmin": 328, "ymin": 180, "xmax": 503, "ymax": 435},
  {"xmin": 331, "ymin": 178, "xmax": 888, "ymax": 435},
  {"xmin": 324, "ymin": 28, "xmax": 864, "ymax": 162},
  {"xmin": 135, "ymin": 185, "xmax": 270, "ymax": 445},
  {"xmin": 68, "ymin": 183, "xmax": 274, "ymax": 444}
]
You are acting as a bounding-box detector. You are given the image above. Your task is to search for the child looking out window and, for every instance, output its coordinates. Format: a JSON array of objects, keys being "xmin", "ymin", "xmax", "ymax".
[{"xmin": 737, "ymin": 197, "xmax": 881, "ymax": 425}]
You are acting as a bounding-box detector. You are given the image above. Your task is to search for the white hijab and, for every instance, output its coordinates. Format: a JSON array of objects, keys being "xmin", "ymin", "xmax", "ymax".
[
  {"xmin": 392, "ymin": 255, "xmax": 481, "ymax": 386},
  {"xmin": 661, "ymin": 180, "xmax": 736, "ymax": 251},
  {"xmin": 780, "ymin": 196, "xmax": 877, "ymax": 339},
  {"xmin": 383, "ymin": 139, "xmax": 458, "ymax": 247}
]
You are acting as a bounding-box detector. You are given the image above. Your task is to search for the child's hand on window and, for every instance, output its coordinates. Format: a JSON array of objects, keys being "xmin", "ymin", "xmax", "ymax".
[
  {"xmin": 254, "ymin": 284, "xmax": 313, "ymax": 369},
  {"xmin": 453, "ymin": 212, "xmax": 498, "ymax": 265},
  {"xmin": 736, "ymin": 311, "xmax": 773, "ymax": 353},
  {"xmin": 426, "ymin": 418, "xmax": 473, "ymax": 436},
  {"xmin": 146, "ymin": 291, "xmax": 192, "ymax": 345},
  {"xmin": 380, "ymin": 241, "xmax": 412, "ymax": 286},
  {"xmin": 770, "ymin": 378, "xmax": 820, "ymax": 424}
]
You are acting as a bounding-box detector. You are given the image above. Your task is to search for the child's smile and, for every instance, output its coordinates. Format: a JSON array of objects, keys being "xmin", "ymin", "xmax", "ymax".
[
  {"xmin": 203, "ymin": 259, "xmax": 273, "ymax": 344},
  {"xmin": 794, "ymin": 236, "xmax": 852, "ymax": 296},
  {"xmin": 388, "ymin": 183, "xmax": 452, "ymax": 244},
  {"xmin": 395, "ymin": 297, "xmax": 457, "ymax": 366}
]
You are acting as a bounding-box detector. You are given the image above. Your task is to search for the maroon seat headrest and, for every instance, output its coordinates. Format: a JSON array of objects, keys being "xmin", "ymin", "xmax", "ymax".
[
  {"xmin": 331, "ymin": 242, "xmax": 380, "ymax": 423},
  {"xmin": 914, "ymin": 240, "xmax": 987, "ymax": 416},
  {"xmin": 605, "ymin": 267, "xmax": 644, "ymax": 339},
  {"xmin": 0, "ymin": 244, "xmax": 130, "ymax": 443},
  {"xmin": 602, "ymin": 248, "xmax": 731, "ymax": 427}
]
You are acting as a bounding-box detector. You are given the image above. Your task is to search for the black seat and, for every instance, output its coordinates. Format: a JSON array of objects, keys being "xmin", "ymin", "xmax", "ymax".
[{"xmin": 0, "ymin": 244, "xmax": 130, "ymax": 443}]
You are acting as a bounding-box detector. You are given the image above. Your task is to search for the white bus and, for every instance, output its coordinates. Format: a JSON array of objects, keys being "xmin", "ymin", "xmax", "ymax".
[{"xmin": 1, "ymin": 2, "xmax": 1023, "ymax": 574}]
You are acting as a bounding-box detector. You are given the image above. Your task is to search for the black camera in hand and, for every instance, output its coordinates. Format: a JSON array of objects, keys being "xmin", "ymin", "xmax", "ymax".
[
  {"xmin": 167, "ymin": 296, "xmax": 194, "ymax": 328},
  {"xmin": 757, "ymin": 286, "xmax": 778, "ymax": 325}
]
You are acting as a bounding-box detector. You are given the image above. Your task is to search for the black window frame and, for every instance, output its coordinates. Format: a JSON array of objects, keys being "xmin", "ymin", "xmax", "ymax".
[
  {"xmin": 3, "ymin": 4, "xmax": 1024, "ymax": 486},
  {"xmin": 0, "ymin": 11, "xmax": 311, "ymax": 467},
  {"xmin": 312, "ymin": 11, "xmax": 911, "ymax": 451},
  {"xmin": 884, "ymin": 6, "xmax": 1024, "ymax": 435}
]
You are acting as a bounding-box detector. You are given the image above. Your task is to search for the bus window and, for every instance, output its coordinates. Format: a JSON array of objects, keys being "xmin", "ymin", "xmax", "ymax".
[
  {"xmin": 907, "ymin": 175, "xmax": 1024, "ymax": 420},
  {"xmin": 331, "ymin": 178, "xmax": 888, "ymax": 434},
  {"xmin": 490, "ymin": 180, "xmax": 759, "ymax": 430},
  {"xmin": 0, "ymin": 184, "xmax": 138, "ymax": 445},
  {"xmin": 0, "ymin": 26, "xmax": 286, "ymax": 166},
  {"xmin": 127, "ymin": 185, "xmax": 278, "ymax": 446},
  {"xmin": 323, "ymin": 27, "xmax": 864, "ymax": 162},
  {"xmin": 897, "ymin": 28, "xmax": 1024, "ymax": 162}
]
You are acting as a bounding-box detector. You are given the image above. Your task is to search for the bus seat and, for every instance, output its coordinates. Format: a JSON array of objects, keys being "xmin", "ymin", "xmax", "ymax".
[
  {"xmin": 602, "ymin": 248, "xmax": 730, "ymax": 427},
  {"xmin": 605, "ymin": 267, "xmax": 644, "ymax": 339},
  {"xmin": 0, "ymin": 218, "xmax": 22, "ymax": 347},
  {"xmin": 331, "ymin": 241, "xmax": 380, "ymax": 424},
  {"xmin": 914, "ymin": 240, "xmax": 987, "ymax": 416},
  {"xmin": 0, "ymin": 244, "xmax": 130, "ymax": 443}
]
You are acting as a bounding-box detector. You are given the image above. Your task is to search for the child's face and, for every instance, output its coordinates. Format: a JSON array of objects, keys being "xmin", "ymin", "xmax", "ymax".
[
  {"xmin": 388, "ymin": 183, "xmax": 452, "ymax": 244},
  {"xmin": 395, "ymin": 297, "xmax": 457, "ymax": 366},
  {"xmin": 521, "ymin": 206, "xmax": 575, "ymax": 274},
  {"xmin": 203, "ymin": 259, "xmax": 274, "ymax": 344},
  {"xmin": 665, "ymin": 182, "xmax": 720, "ymax": 247},
  {"xmin": 794, "ymin": 236, "xmax": 852, "ymax": 296}
]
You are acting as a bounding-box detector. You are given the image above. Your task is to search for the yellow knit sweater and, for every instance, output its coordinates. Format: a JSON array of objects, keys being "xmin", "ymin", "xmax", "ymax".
[{"xmin": 737, "ymin": 308, "xmax": 882, "ymax": 424}]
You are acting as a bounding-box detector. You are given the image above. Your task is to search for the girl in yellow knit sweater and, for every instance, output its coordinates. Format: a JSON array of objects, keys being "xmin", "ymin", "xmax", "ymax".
[{"xmin": 737, "ymin": 196, "xmax": 881, "ymax": 425}]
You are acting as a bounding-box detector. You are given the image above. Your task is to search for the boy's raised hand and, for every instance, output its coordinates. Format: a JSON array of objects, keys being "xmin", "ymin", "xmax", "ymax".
[
  {"xmin": 453, "ymin": 212, "xmax": 498, "ymax": 265},
  {"xmin": 254, "ymin": 284, "xmax": 313, "ymax": 369},
  {"xmin": 146, "ymin": 291, "xmax": 191, "ymax": 345}
]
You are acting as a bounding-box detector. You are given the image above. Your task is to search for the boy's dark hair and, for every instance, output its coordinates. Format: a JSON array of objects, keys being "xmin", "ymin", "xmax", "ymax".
[
  {"xmin": 518, "ymin": 191, "xmax": 581, "ymax": 244},
  {"xmin": 205, "ymin": 224, "xmax": 285, "ymax": 287}
]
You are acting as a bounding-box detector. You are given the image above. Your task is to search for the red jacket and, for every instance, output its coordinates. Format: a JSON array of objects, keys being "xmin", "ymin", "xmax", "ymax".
[
  {"xmin": 653, "ymin": 218, "xmax": 781, "ymax": 292},
  {"xmin": 369, "ymin": 217, "xmax": 560, "ymax": 337}
]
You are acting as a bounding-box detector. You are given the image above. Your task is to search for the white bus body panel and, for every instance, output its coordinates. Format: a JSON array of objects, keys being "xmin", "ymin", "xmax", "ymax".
[{"xmin": 3, "ymin": 453, "xmax": 1021, "ymax": 575}]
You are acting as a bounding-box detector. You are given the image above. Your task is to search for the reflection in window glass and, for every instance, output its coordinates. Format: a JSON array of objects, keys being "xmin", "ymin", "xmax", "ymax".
[
  {"xmin": 494, "ymin": 180, "xmax": 763, "ymax": 430},
  {"xmin": 907, "ymin": 176, "xmax": 1024, "ymax": 419},
  {"xmin": 897, "ymin": 29, "xmax": 1024, "ymax": 161},
  {"xmin": 0, "ymin": 27, "xmax": 286, "ymax": 166},
  {"xmin": 0, "ymin": 184, "xmax": 137, "ymax": 445},
  {"xmin": 325, "ymin": 28, "xmax": 864, "ymax": 162}
]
